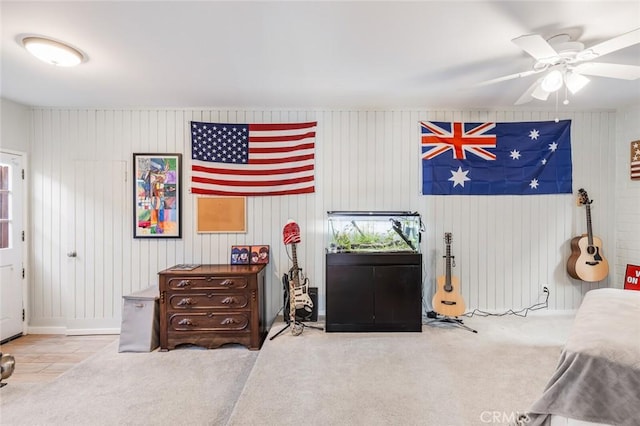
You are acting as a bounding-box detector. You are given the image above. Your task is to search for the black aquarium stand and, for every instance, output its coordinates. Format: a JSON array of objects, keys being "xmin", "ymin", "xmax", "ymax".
[{"xmin": 325, "ymin": 252, "xmax": 422, "ymax": 332}]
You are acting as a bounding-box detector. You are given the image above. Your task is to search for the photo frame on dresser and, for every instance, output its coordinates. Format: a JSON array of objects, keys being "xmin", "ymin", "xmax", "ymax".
[
  {"xmin": 133, "ymin": 153, "xmax": 182, "ymax": 238},
  {"xmin": 230, "ymin": 245, "xmax": 251, "ymax": 264},
  {"xmin": 250, "ymin": 245, "xmax": 270, "ymax": 264}
]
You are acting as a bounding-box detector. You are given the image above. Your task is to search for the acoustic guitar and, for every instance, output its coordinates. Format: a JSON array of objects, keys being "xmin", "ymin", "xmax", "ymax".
[
  {"xmin": 432, "ymin": 233, "xmax": 466, "ymax": 317},
  {"xmin": 567, "ymin": 188, "xmax": 609, "ymax": 282}
]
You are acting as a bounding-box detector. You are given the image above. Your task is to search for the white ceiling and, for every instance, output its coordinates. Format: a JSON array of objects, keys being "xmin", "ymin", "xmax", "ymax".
[{"xmin": 2, "ymin": 1, "xmax": 640, "ymax": 111}]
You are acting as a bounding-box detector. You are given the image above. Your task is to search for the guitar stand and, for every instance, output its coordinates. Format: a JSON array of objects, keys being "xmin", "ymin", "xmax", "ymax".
[
  {"xmin": 271, "ymin": 266, "xmax": 323, "ymax": 340},
  {"xmin": 269, "ymin": 315, "xmax": 323, "ymax": 341},
  {"xmin": 426, "ymin": 311, "xmax": 478, "ymax": 334}
]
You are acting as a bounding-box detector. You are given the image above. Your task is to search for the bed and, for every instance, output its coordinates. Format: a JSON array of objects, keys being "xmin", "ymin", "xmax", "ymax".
[{"xmin": 525, "ymin": 288, "xmax": 640, "ymax": 426}]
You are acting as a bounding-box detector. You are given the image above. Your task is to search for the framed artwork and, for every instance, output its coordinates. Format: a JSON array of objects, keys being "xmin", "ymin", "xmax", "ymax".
[
  {"xmin": 133, "ymin": 153, "xmax": 182, "ymax": 238},
  {"xmin": 230, "ymin": 245, "xmax": 251, "ymax": 265},
  {"xmin": 196, "ymin": 196, "xmax": 247, "ymax": 233},
  {"xmin": 624, "ymin": 264, "xmax": 640, "ymax": 291},
  {"xmin": 631, "ymin": 140, "xmax": 639, "ymax": 181},
  {"xmin": 250, "ymin": 245, "xmax": 270, "ymax": 264}
]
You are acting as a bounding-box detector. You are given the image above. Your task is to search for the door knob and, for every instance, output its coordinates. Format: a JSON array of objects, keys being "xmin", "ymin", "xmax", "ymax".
[{"xmin": 67, "ymin": 251, "xmax": 77, "ymax": 258}]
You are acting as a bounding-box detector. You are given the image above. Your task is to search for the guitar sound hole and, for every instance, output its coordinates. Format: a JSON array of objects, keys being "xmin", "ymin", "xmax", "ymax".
[{"xmin": 441, "ymin": 301, "xmax": 457, "ymax": 306}]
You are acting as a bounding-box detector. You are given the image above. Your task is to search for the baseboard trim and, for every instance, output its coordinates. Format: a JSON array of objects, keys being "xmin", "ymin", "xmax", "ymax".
[
  {"xmin": 26, "ymin": 326, "xmax": 67, "ymax": 335},
  {"xmin": 26, "ymin": 326, "xmax": 120, "ymax": 336},
  {"xmin": 66, "ymin": 328, "xmax": 120, "ymax": 336}
]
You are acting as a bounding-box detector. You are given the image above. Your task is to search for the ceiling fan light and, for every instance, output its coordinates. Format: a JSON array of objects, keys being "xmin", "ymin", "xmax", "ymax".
[
  {"xmin": 565, "ymin": 71, "xmax": 590, "ymax": 94},
  {"xmin": 531, "ymin": 83, "xmax": 551, "ymax": 101},
  {"xmin": 541, "ymin": 70, "xmax": 564, "ymax": 92},
  {"xmin": 21, "ymin": 36, "xmax": 84, "ymax": 67}
]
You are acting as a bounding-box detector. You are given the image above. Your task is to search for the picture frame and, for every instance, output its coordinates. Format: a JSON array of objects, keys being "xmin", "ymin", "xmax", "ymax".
[
  {"xmin": 624, "ymin": 264, "xmax": 640, "ymax": 291},
  {"xmin": 133, "ymin": 153, "xmax": 182, "ymax": 238},
  {"xmin": 230, "ymin": 245, "xmax": 251, "ymax": 265},
  {"xmin": 630, "ymin": 140, "xmax": 639, "ymax": 181},
  {"xmin": 250, "ymin": 245, "xmax": 270, "ymax": 264}
]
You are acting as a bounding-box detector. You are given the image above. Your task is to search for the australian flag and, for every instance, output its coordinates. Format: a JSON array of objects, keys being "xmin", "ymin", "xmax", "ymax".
[{"xmin": 421, "ymin": 120, "xmax": 572, "ymax": 195}]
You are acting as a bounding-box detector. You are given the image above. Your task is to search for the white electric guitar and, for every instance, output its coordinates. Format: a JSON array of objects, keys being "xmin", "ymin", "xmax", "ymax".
[{"xmin": 282, "ymin": 221, "xmax": 313, "ymax": 321}]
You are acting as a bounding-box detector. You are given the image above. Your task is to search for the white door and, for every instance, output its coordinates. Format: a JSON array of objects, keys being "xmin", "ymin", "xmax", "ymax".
[
  {"xmin": 0, "ymin": 151, "xmax": 24, "ymax": 341},
  {"xmin": 67, "ymin": 160, "xmax": 126, "ymax": 330}
]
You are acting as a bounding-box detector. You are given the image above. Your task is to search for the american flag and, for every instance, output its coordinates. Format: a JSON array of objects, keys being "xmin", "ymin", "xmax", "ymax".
[
  {"xmin": 421, "ymin": 120, "xmax": 573, "ymax": 195},
  {"xmin": 631, "ymin": 140, "xmax": 640, "ymax": 181},
  {"xmin": 191, "ymin": 121, "xmax": 316, "ymax": 196}
]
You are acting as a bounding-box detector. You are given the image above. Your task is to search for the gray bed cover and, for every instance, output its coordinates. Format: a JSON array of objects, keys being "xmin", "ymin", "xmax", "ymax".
[{"xmin": 525, "ymin": 288, "xmax": 640, "ymax": 426}]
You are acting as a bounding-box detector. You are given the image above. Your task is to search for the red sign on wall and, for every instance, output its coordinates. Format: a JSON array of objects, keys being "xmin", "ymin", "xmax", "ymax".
[{"xmin": 624, "ymin": 264, "xmax": 640, "ymax": 291}]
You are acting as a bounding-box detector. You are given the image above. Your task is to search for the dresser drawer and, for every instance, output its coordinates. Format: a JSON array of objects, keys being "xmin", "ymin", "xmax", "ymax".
[
  {"xmin": 167, "ymin": 292, "xmax": 250, "ymax": 310},
  {"xmin": 167, "ymin": 312, "xmax": 250, "ymax": 332},
  {"xmin": 166, "ymin": 276, "xmax": 248, "ymax": 290}
]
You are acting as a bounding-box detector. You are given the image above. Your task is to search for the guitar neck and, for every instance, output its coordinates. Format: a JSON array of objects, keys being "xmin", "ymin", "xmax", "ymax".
[
  {"xmin": 585, "ymin": 203, "xmax": 594, "ymax": 246},
  {"xmin": 290, "ymin": 243, "xmax": 300, "ymax": 286},
  {"xmin": 445, "ymin": 243, "xmax": 452, "ymax": 287}
]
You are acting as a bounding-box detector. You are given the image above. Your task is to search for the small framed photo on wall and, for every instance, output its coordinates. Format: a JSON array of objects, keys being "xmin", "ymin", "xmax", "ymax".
[
  {"xmin": 250, "ymin": 245, "xmax": 270, "ymax": 264},
  {"xmin": 230, "ymin": 245, "xmax": 250, "ymax": 265}
]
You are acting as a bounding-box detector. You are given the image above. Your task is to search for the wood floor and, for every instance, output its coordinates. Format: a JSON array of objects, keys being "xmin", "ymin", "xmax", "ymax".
[{"xmin": 0, "ymin": 334, "xmax": 118, "ymax": 385}]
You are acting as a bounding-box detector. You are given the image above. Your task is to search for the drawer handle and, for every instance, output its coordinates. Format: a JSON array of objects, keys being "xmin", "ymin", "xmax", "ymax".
[
  {"xmin": 221, "ymin": 296, "xmax": 238, "ymax": 305},
  {"xmin": 178, "ymin": 318, "xmax": 195, "ymax": 326},
  {"xmin": 221, "ymin": 317, "xmax": 239, "ymax": 325},
  {"xmin": 219, "ymin": 279, "xmax": 234, "ymax": 287},
  {"xmin": 176, "ymin": 280, "xmax": 192, "ymax": 288},
  {"xmin": 177, "ymin": 298, "xmax": 195, "ymax": 306}
]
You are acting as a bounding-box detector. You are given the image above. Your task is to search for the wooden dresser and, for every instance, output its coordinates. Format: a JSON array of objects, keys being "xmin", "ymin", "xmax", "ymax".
[{"xmin": 158, "ymin": 264, "xmax": 267, "ymax": 351}]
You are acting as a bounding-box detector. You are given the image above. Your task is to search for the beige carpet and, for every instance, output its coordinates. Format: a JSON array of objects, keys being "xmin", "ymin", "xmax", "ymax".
[
  {"xmin": 0, "ymin": 313, "xmax": 574, "ymax": 426},
  {"xmin": 228, "ymin": 314, "xmax": 573, "ymax": 426},
  {"xmin": 0, "ymin": 343, "xmax": 258, "ymax": 426}
]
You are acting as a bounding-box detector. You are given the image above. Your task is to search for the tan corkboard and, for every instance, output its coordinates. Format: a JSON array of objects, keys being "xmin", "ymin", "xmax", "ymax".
[{"xmin": 196, "ymin": 196, "xmax": 247, "ymax": 233}]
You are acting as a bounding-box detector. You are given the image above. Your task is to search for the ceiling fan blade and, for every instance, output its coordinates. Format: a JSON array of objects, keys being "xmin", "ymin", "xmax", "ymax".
[
  {"xmin": 581, "ymin": 27, "xmax": 640, "ymax": 59},
  {"xmin": 512, "ymin": 34, "xmax": 558, "ymax": 61},
  {"xmin": 575, "ymin": 62, "xmax": 640, "ymax": 80},
  {"xmin": 474, "ymin": 69, "xmax": 541, "ymax": 87},
  {"xmin": 514, "ymin": 79, "xmax": 547, "ymax": 105}
]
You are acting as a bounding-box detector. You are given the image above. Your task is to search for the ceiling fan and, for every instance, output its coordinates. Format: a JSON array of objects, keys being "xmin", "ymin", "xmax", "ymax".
[{"xmin": 478, "ymin": 27, "xmax": 640, "ymax": 105}]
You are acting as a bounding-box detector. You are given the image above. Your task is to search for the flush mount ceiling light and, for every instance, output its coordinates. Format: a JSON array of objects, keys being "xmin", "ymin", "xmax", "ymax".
[{"xmin": 21, "ymin": 36, "xmax": 85, "ymax": 67}]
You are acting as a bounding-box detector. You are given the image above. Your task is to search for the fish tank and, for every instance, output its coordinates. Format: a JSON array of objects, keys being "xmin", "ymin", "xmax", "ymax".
[{"xmin": 327, "ymin": 211, "xmax": 423, "ymax": 253}]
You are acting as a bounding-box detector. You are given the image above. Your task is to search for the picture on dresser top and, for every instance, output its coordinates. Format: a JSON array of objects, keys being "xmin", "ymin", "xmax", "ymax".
[
  {"xmin": 230, "ymin": 245, "xmax": 250, "ymax": 264},
  {"xmin": 250, "ymin": 245, "xmax": 270, "ymax": 264}
]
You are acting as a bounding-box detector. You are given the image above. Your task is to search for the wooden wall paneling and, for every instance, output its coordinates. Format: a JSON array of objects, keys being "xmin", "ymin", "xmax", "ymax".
[
  {"xmin": 466, "ymin": 197, "xmax": 479, "ymax": 310},
  {"xmin": 615, "ymin": 106, "xmax": 640, "ymax": 289},
  {"xmin": 24, "ymin": 106, "xmax": 628, "ymax": 333},
  {"xmin": 30, "ymin": 109, "xmax": 43, "ymax": 322},
  {"xmin": 59, "ymin": 109, "xmax": 75, "ymax": 322},
  {"xmin": 43, "ymin": 109, "xmax": 56, "ymax": 319},
  {"xmin": 119, "ymin": 110, "xmax": 133, "ymax": 299},
  {"xmin": 129, "ymin": 110, "xmax": 144, "ymax": 297},
  {"xmin": 48, "ymin": 109, "xmax": 61, "ymax": 319},
  {"xmin": 33, "ymin": 109, "xmax": 46, "ymax": 320}
]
